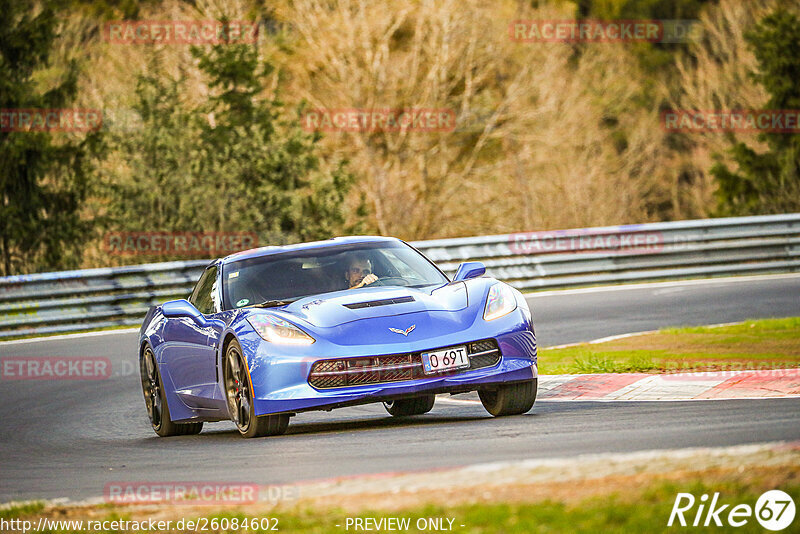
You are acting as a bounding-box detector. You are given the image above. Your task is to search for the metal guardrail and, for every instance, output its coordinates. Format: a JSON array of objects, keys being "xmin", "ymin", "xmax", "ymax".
[{"xmin": 1, "ymin": 214, "xmax": 798, "ymax": 338}]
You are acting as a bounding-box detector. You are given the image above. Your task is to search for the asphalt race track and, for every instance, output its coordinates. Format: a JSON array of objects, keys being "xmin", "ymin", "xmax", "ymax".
[{"xmin": 1, "ymin": 274, "xmax": 799, "ymax": 503}]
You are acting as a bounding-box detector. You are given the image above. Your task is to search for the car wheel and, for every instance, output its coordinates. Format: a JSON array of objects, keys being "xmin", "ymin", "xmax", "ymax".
[
  {"xmin": 225, "ymin": 339, "xmax": 289, "ymax": 438},
  {"xmin": 479, "ymin": 379, "xmax": 537, "ymax": 417},
  {"xmin": 383, "ymin": 395, "xmax": 435, "ymax": 416},
  {"xmin": 140, "ymin": 344, "xmax": 203, "ymax": 437}
]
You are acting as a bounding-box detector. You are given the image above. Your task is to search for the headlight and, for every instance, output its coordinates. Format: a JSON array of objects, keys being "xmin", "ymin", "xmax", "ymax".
[
  {"xmin": 483, "ymin": 283, "xmax": 517, "ymax": 321},
  {"xmin": 247, "ymin": 315, "xmax": 315, "ymax": 345}
]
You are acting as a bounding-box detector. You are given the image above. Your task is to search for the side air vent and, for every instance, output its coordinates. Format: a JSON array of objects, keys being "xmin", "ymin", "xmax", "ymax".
[{"xmin": 344, "ymin": 296, "xmax": 415, "ymax": 309}]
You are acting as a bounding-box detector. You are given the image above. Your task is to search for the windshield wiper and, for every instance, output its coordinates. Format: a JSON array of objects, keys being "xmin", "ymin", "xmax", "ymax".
[{"xmin": 253, "ymin": 299, "xmax": 297, "ymax": 308}]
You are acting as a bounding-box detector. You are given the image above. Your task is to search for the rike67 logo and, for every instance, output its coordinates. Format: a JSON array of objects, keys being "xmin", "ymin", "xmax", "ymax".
[{"xmin": 669, "ymin": 490, "xmax": 796, "ymax": 530}]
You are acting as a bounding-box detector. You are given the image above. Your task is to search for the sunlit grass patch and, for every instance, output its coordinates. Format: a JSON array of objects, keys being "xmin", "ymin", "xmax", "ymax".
[
  {"xmin": 539, "ymin": 317, "xmax": 800, "ymax": 374},
  {"xmin": 0, "ymin": 501, "xmax": 45, "ymax": 519}
]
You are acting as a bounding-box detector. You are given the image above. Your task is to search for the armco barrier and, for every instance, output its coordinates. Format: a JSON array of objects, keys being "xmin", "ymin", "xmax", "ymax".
[{"xmin": 0, "ymin": 214, "xmax": 798, "ymax": 338}]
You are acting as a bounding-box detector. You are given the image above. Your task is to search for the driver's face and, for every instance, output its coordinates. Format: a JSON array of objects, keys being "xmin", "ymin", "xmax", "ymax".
[{"xmin": 346, "ymin": 260, "xmax": 371, "ymax": 286}]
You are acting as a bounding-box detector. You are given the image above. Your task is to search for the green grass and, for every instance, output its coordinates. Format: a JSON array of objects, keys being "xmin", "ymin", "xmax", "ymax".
[
  {"xmin": 539, "ymin": 317, "xmax": 800, "ymax": 374},
  {"xmin": 660, "ymin": 317, "xmax": 800, "ymax": 335},
  {"xmin": 25, "ymin": 479, "xmax": 798, "ymax": 533},
  {"xmin": 568, "ymin": 352, "xmax": 659, "ymax": 374},
  {"xmin": 0, "ymin": 501, "xmax": 45, "ymax": 519}
]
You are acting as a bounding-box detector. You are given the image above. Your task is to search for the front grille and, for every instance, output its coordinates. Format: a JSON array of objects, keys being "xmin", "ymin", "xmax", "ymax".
[{"xmin": 308, "ymin": 338, "xmax": 501, "ymax": 389}]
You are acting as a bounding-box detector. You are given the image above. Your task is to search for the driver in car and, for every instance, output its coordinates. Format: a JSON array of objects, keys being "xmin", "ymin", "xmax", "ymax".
[{"xmin": 346, "ymin": 254, "xmax": 378, "ymax": 289}]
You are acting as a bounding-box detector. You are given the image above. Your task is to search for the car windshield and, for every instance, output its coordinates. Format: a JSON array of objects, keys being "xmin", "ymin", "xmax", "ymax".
[{"xmin": 221, "ymin": 240, "xmax": 449, "ymax": 310}]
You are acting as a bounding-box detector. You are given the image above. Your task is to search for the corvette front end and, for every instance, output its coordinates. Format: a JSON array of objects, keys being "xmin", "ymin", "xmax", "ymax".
[
  {"xmin": 234, "ymin": 284, "xmax": 537, "ymax": 416},
  {"xmin": 139, "ymin": 236, "xmax": 539, "ymax": 438}
]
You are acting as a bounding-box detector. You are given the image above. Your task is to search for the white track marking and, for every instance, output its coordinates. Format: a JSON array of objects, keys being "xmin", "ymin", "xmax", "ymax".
[
  {"xmin": 436, "ymin": 396, "xmax": 481, "ymax": 405},
  {"xmin": 0, "ymin": 328, "xmax": 139, "ymax": 346},
  {"xmin": 524, "ymin": 272, "xmax": 800, "ymax": 298},
  {"xmin": 543, "ymin": 321, "xmax": 753, "ymax": 349},
  {"xmin": 545, "ymin": 330, "xmax": 657, "ymax": 349}
]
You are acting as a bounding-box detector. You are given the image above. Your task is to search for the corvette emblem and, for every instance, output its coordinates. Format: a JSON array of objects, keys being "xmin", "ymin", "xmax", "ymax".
[{"xmin": 389, "ymin": 325, "xmax": 416, "ymax": 336}]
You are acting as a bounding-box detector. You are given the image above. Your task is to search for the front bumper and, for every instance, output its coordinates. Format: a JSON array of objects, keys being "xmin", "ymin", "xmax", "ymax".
[{"xmin": 242, "ymin": 314, "xmax": 537, "ymax": 416}]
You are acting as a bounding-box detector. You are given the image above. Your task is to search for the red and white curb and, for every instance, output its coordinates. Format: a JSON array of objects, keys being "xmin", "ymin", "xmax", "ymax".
[
  {"xmin": 440, "ymin": 368, "xmax": 800, "ymax": 404},
  {"xmin": 540, "ymin": 369, "xmax": 800, "ymax": 401}
]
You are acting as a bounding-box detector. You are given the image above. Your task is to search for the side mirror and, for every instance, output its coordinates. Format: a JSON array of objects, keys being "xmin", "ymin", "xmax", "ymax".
[
  {"xmin": 162, "ymin": 299, "xmax": 208, "ymax": 326},
  {"xmin": 453, "ymin": 261, "xmax": 486, "ymax": 281}
]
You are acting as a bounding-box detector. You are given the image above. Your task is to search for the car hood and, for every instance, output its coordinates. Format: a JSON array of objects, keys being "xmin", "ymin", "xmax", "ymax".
[{"xmin": 273, "ymin": 283, "xmax": 469, "ymax": 328}]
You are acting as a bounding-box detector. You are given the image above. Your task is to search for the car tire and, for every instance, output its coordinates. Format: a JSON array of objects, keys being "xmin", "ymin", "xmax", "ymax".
[
  {"xmin": 249, "ymin": 413, "xmax": 290, "ymax": 437},
  {"xmin": 140, "ymin": 344, "xmax": 204, "ymax": 437},
  {"xmin": 225, "ymin": 339, "xmax": 290, "ymax": 438},
  {"xmin": 383, "ymin": 395, "xmax": 435, "ymax": 416},
  {"xmin": 478, "ymin": 379, "xmax": 537, "ymax": 417}
]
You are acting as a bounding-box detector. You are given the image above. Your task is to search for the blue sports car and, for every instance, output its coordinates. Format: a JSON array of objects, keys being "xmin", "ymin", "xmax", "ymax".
[{"xmin": 138, "ymin": 236, "xmax": 538, "ymax": 438}]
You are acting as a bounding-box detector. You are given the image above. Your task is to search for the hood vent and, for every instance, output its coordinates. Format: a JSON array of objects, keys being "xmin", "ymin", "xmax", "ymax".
[{"xmin": 344, "ymin": 296, "xmax": 415, "ymax": 309}]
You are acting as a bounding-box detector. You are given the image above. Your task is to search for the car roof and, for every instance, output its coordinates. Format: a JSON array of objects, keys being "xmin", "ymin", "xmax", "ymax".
[{"xmin": 221, "ymin": 235, "xmax": 403, "ymax": 264}]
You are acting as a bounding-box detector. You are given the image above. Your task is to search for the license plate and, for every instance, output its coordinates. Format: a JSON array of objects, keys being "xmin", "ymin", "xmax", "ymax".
[{"xmin": 421, "ymin": 346, "xmax": 470, "ymax": 374}]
